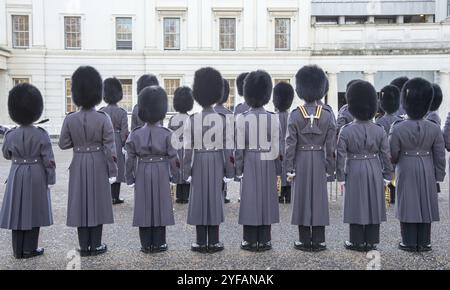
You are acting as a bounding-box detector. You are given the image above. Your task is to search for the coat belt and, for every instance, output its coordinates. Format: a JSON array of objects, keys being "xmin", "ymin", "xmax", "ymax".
[
  {"xmin": 139, "ymin": 156, "xmax": 168, "ymax": 163},
  {"xmin": 297, "ymin": 145, "xmax": 323, "ymax": 151},
  {"xmin": 12, "ymin": 158, "xmax": 41, "ymax": 165},
  {"xmin": 403, "ymin": 151, "xmax": 431, "ymax": 157},
  {"xmin": 194, "ymin": 149, "xmax": 222, "ymax": 153},
  {"xmin": 347, "ymin": 153, "xmax": 378, "ymax": 160},
  {"xmin": 73, "ymin": 145, "xmax": 103, "ymax": 153}
]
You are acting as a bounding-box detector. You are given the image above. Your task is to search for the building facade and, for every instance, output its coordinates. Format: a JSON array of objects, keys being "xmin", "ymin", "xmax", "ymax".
[{"xmin": 1, "ymin": 0, "xmax": 450, "ymax": 134}]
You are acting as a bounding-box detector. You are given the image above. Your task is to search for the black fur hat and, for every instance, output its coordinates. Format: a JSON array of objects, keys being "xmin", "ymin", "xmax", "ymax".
[
  {"xmin": 273, "ymin": 82, "xmax": 294, "ymax": 112},
  {"xmin": 193, "ymin": 67, "xmax": 224, "ymax": 107},
  {"xmin": 138, "ymin": 86, "xmax": 168, "ymax": 124},
  {"xmin": 391, "ymin": 77, "xmax": 409, "ymax": 91},
  {"xmin": 71, "ymin": 66, "xmax": 103, "ymax": 109},
  {"xmin": 137, "ymin": 74, "xmax": 159, "ymax": 94},
  {"xmin": 295, "ymin": 65, "xmax": 327, "ymax": 103},
  {"xmin": 402, "ymin": 78, "xmax": 433, "ymax": 120},
  {"xmin": 173, "ymin": 86, "xmax": 194, "ymax": 113},
  {"xmin": 219, "ymin": 79, "xmax": 230, "ymax": 104},
  {"xmin": 244, "ymin": 70, "xmax": 273, "ymax": 108},
  {"xmin": 346, "ymin": 80, "xmax": 378, "ymax": 121},
  {"xmin": 379, "ymin": 85, "xmax": 400, "ymax": 114},
  {"xmin": 430, "ymin": 83, "xmax": 443, "ymax": 111},
  {"xmin": 236, "ymin": 72, "xmax": 249, "ymax": 97},
  {"xmin": 8, "ymin": 83, "xmax": 43, "ymax": 126},
  {"xmin": 103, "ymin": 77, "xmax": 123, "ymax": 104}
]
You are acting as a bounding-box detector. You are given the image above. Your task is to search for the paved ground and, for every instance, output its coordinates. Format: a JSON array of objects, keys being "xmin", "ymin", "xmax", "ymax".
[{"xmin": 0, "ymin": 146, "xmax": 449, "ymax": 270}]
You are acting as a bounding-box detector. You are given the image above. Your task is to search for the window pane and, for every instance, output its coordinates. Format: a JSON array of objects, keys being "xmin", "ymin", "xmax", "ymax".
[
  {"xmin": 164, "ymin": 18, "xmax": 180, "ymax": 50},
  {"xmin": 116, "ymin": 17, "xmax": 132, "ymax": 50},
  {"xmin": 219, "ymin": 18, "xmax": 236, "ymax": 50},
  {"xmin": 274, "ymin": 79, "xmax": 290, "ymax": 85},
  {"xmin": 12, "ymin": 15, "xmax": 29, "ymax": 48},
  {"xmin": 13, "ymin": 78, "xmax": 30, "ymax": 86},
  {"xmin": 119, "ymin": 79, "xmax": 133, "ymax": 113},
  {"xmin": 225, "ymin": 79, "xmax": 236, "ymax": 111},
  {"xmin": 164, "ymin": 79, "xmax": 180, "ymax": 112},
  {"xmin": 65, "ymin": 79, "xmax": 77, "ymax": 114},
  {"xmin": 275, "ymin": 18, "xmax": 290, "ymax": 50},
  {"xmin": 64, "ymin": 17, "xmax": 81, "ymax": 49}
]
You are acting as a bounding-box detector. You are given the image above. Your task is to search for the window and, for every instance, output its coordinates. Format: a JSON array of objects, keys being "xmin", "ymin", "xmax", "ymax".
[
  {"xmin": 164, "ymin": 18, "xmax": 180, "ymax": 50},
  {"xmin": 13, "ymin": 78, "xmax": 30, "ymax": 86},
  {"xmin": 219, "ymin": 18, "xmax": 236, "ymax": 50},
  {"xmin": 315, "ymin": 17, "xmax": 338, "ymax": 25},
  {"xmin": 116, "ymin": 17, "xmax": 132, "ymax": 50},
  {"xmin": 119, "ymin": 79, "xmax": 133, "ymax": 113},
  {"xmin": 374, "ymin": 17, "xmax": 396, "ymax": 24},
  {"xmin": 65, "ymin": 79, "xmax": 77, "ymax": 114},
  {"xmin": 64, "ymin": 16, "xmax": 81, "ymax": 49},
  {"xmin": 164, "ymin": 79, "xmax": 180, "ymax": 113},
  {"xmin": 225, "ymin": 79, "xmax": 236, "ymax": 111},
  {"xmin": 275, "ymin": 18, "xmax": 290, "ymax": 51},
  {"xmin": 12, "ymin": 15, "xmax": 29, "ymax": 48},
  {"xmin": 274, "ymin": 79, "xmax": 291, "ymax": 85},
  {"xmin": 448, "ymin": 0, "xmax": 450, "ymax": 16},
  {"xmin": 345, "ymin": 16, "xmax": 367, "ymax": 24},
  {"xmin": 404, "ymin": 15, "xmax": 427, "ymax": 23}
]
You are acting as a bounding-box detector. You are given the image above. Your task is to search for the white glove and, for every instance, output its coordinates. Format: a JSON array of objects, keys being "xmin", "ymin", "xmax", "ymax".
[
  {"xmin": 223, "ymin": 177, "xmax": 233, "ymax": 183},
  {"xmin": 384, "ymin": 179, "xmax": 391, "ymax": 186},
  {"xmin": 186, "ymin": 176, "xmax": 192, "ymax": 184},
  {"xmin": 128, "ymin": 183, "xmax": 135, "ymax": 189},
  {"xmin": 48, "ymin": 184, "xmax": 54, "ymax": 189},
  {"xmin": 122, "ymin": 148, "xmax": 127, "ymax": 155},
  {"xmin": 236, "ymin": 175, "xmax": 243, "ymax": 180},
  {"xmin": 338, "ymin": 182, "xmax": 345, "ymax": 194},
  {"xmin": 109, "ymin": 177, "xmax": 117, "ymax": 184},
  {"xmin": 287, "ymin": 172, "xmax": 296, "ymax": 183}
]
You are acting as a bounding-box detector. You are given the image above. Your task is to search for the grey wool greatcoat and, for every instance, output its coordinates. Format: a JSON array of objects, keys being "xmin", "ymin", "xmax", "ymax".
[
  {"xmin": 390, "ymin": 119, "xmax": 446, "ymax": 223},
  {"xmin": 168, "ymin": 113, "xmax": 191, "ymax": 185},
  {"xmin": 0, "ymin": 126, "xmax": 55, "ymax": 230},
  {"xmin": 285, "ymin": 103, "xmax": 336, "ymax": 226},
  {"xmin": 277, "ymin": 111, "xmax": 290, "ymax": 187},
  {"xmin": 100, "ymin": 104, "xmax": 129, "ymax": 183},
  {"xmin": 184, "ymin": 107, "xmax": 235, "ymax": 226},
  {"xmin": 214, "ymin": 104, "xmax": 236, "ymax": 178},
  {"xmin": 234, "ymin": 102, "xmax": 250, "ymax": 116},
  {"xmin": 336, "ymin": 104, "xmax": 354, "ymax": 132},
  {"xmin": 444, "ymin": 113, "xmax": 450, "ymax": 214},
  {"xmin": 337, "ymin": 121, "xmax": 393, "ymax": 225},
  {"xmin": 235, "ymin": 107, "xmax": 280, "ymax": 226},
  {"xmin": 59, "ymin": 109, "xmax": 117, "ymax": 228},
  {"xmin": 376, "ymin": 114, "xmax": 402, "ymax": 135},
  {"xmin": 426, "ymin": 111, "xmax": 442, "ymax": 127},
  {"xmin": 125, "ymin": 124, "xmax": 177, "ymax": 227}
]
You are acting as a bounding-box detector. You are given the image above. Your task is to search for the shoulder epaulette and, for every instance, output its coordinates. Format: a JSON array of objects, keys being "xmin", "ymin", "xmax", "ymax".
[{"xmin": 392, "ymin": 119, "xmax": 405, "ymax": 127}]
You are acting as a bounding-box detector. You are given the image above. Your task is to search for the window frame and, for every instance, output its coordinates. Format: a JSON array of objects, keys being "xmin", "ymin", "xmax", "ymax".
[
  {"xmin": 64, "ymin": 16, "xmax": 82, "ymax": 50},
  {"xmin": 163, "ymin": 77, "xmax": 182, "ymax": 114},
  {"xmin": 12, "ymin": 77, "xmax": 31, "ymax": 87},
  {"xmin": 117, "ymin": 78, "xmax": 134, "ymax": 113},
  {"xmin": 11, "ymin": 15, "xmax": 30, "ymax": 49},
  {"xmin": 64, "ymin": 78, "xmax": 78, "ymax": 114},
  {"xmin": 219, "ymin": 18, "xmax": 237, "ymax": 51},
  {"xmin": 274, "ymin": 18, "xmax": 291, "ymax": 51},
  {"xmin": 115, "ymin": 17, "xmax": 133, "ymax": 50},
  {"xmin": 163, "ymin": 17, "xmax": 181, "ymax": 50}
]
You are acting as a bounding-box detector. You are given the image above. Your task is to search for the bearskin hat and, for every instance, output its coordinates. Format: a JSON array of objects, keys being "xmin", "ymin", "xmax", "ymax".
[
  {"xmin": 138, "ymin": 86, "xmax": 168, "ymax": 124},
  {"xmin": 8, "ymin": 83, "xmax": 43, "ymax": 126},
  {"xmin": 273, "ymin": 82, "xmax": 294, "ymax": 112},
  {"xmin": 379, "ymin": 85, "xmax": 400, "ymax": 115},
  {"xmin": 430, "ymin": 83, "xmax": 443, "ymax": 111},
  {"xmin": 346, "ymin": 80, "xmax": 378, "ymax": 121},
  {"xmin": 193, "ymin": 67, "xmax": 224, "ymax": 107},
  {"xmin": 391, "ymin": 76, "xmax": 409, "ymax": 91},
  {"xmin": 103, "ymin": 77, "xmax": 123, "ymax": 104},
  {"xmin": 173, "ymin": 86, "xmax": 194, "ymax": 114},
  {"xmin": 71, "ymin": 66, "xmax": 103, "ymax": 109},
  {"xmin": 295, "ymin": 65, "xmax": 328, "ymax": 103},
  {"xmin": 236, "ymin": 72, "xmax": 249, "ymax": 97},
  {"xmin": 137, "ymin": 74, "xmax": 159, "ymax": 95},
  {"xmin": 244, "ymin": 70, "xmax": 273, "ymax": 108},
  {"xmin": 219, "ymin": 79, "xmax": 230, "ymax": 105},
  {"xmin": 402, "ymin": 78, "xmax": 434, "ymax": 120}
]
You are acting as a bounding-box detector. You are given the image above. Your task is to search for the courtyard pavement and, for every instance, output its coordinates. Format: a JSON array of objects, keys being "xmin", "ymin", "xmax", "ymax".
[{"xmin": 0, "ymin": 147, "xmax": 449, "ymax": 270}]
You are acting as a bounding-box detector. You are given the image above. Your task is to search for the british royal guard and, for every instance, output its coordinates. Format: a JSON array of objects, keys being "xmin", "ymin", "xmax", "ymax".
[
  {"xmin": 376, "ymin": 85, "xmax": 402, "ymax": 204},
  {"xmin": 184, "ymin": 67, "xmax": 235, "ymax": 253},
  {"xmin": 390, "ymin": 76, "xmax": 409, "ymax": 117},
  {"xmin": 390, "ymin": 78, "xmax": 446, "ymax": 252},
  {"xmin": 272, "ymin": 82, "xmax": 295, "ymax": 204},
  {"xmin": 234, "ymin": 72, "xmax": 250, "ymax": 116},
  {"xmin": 236, "ymin": 70, "xmax": 280, "ymax": 252},
  {"xmin": 59, "ymin": 66, "xmax": 117, "ymax": 257},
  {"xmin": 337, "ymin": 81, "xmax": 393, "ymax": 252},
  {"xmin": 444, "ymin": 107, "xmax": 450, "ymax": 212},
  {"xmin": 336, "ymin": 80, "xmax": 359, "ymax": 132},
  {"xmin": 100, "ymin": 78, "xmax": 129, "ymax": 205},
  {"xmin": 168, "ymin": 86, "xmax": 194, "ymax": 204},
  {"xmin": 125, "ymin": 86, "xmax": 177, "ymax": 254},
  {"xmin": 131, "ymin": 74, "xmax": 159, "ymax": 130},
  {"xmin": 214, "ymin": 79, "xmax": 235, "ymax": 204},
  {"xmin": 285, "ymin": 66, "xmax": 336, "ymax": 252},
  {"xmin": 0, "ymin": 84, "xmax": 55, "ymax": 259},
  {"xmin": 426, "ymin": 83, "xmax": 443, "ymax": 127}
]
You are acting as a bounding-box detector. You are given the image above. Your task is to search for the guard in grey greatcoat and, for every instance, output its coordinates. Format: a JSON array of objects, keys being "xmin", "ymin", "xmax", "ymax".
[
  {"xmin": 125, "ymin": 86, "xmax": 177, "ymax": 254},
  {"xmin": 272, "ymin": 81, "xmax": 295, "ymax": 204},
  {"xmin": 390, "ymin": 77, "xmax": 409, "ymax": 117},
  {"xmin": 214, "ymin": 79, "xmax": 235, "ymax": 204},
  {"xmin": 426, "ymin": 83, "xmax": 443, "ymax": 127},
  {"xmin": 444, "ymin": 112, "xmax": 450, "ymax": 212},
  {"xmin": 390, "ymin": 78, "xmax": 446, "ymax": 252},
  {"xmin": 100, "ymin": 78, "xmax": 129, "ymax": 205},
  {"xmin": 285, "ymin": 66, "xmax": 336, "ymax": 252},
  {"xmin": 236, "ymin": 70, "xmax": 280, "ymax": 252},
  {"xmin": 131, "ymin": 74, "xmax": 159, "ymax": 130},
  {"xmin": 234, "ymin": 72, "xmax": 250, "ymax": 116},
  {"xmin": 337, "ymin": 81, "xmax": 393, "ymax": 252},
  {"xmin": 376, "ymin": 85, "xmax": 402, "ymax": 204},
  {"xmin": 59, "ymin": 66, "xmax": 117, "ymax": 257},
  {"xmin": 0, "ymin": 84, "xmax": 55, "ymax": 259},
  {"xmin": 336, "ymin": 80, "xmax": 360, "ymax": 132},
  {"xmin": 168, "ymin": 86, "xmax": 194, "ymax": 204},
  {"xmin": 184, "ymin": 67, "xmax": 235, "ymax": 253}
]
